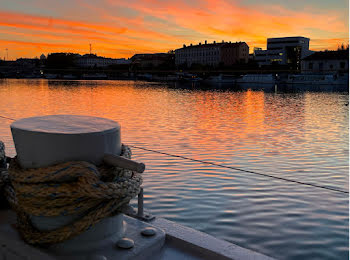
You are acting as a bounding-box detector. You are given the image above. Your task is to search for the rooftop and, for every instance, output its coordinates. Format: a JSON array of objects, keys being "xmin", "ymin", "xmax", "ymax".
[
  {"xmin": 303, "ymin": 49, "xmax": 349, "ymax": 61},
  {"xmin": 268, "ymin": 36, "xmax": 310, "ymax": 41},
  {"xmin": 177, "ymin": 41, "xmax": 247, "ymax": 50},
  {"xmin": 131, "ymin": 53, "xmax": 173, "ymax": 61}
]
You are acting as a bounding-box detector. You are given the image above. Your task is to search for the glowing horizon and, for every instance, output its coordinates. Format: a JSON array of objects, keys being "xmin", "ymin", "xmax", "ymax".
[{"xmin": 0, "ymin": 0, "xmax": 348, "ymax": 60}]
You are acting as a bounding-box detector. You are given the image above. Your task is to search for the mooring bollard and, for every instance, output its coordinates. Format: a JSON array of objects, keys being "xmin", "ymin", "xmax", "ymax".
[{"xmin": 10, "ymin": 115, "xmax": 125, "ymax": 254}]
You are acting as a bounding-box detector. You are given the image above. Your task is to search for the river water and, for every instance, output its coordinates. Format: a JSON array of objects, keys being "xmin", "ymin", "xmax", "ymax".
[{"xmin": 0, "ymin": 79, "xmax": 348, "ymax": 259}]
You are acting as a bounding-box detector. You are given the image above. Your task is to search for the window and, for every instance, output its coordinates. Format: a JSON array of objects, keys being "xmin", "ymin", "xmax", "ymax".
[
  {"xmin": 319, "ymin": 62, "xmax": 323, "ymax": 70},
  {"xmin": 329, "ymin": 65, "xmax": 333, "ymax": 69},
  {"xmin": 267, "ymin": 47, "xmax": 283, "ymax": 50},
  {"xmin": 309, "ymin": 63, "xmax": 313, "ymax": 69},
  {"xmin": 340, "ymin": 62, "xmax": 345, "ymax": 69},
  {"xmin": 268, "ymin": 40, "xmax": 300, "ymax": 44}
]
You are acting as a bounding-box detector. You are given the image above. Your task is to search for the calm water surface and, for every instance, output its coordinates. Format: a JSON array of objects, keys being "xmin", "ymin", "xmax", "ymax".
[{"xmin": 0, "ymin": 79, "xmax": 348, "ymax": 259}]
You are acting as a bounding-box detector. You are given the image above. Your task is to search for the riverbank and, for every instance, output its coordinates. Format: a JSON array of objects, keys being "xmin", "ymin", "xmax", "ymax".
[{"xmin": 1, "ymin": 73, "xmax": 348, "ymax": 93}]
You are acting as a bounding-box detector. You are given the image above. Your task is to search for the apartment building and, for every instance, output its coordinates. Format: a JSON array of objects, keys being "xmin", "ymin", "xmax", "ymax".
[{"xmin": 175, "ymin": 41, "xmax": 249, "ymax": 67}]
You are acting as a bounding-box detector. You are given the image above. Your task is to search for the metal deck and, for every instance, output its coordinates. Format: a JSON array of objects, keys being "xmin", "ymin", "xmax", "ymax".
[{"xmin": 0, "ymin": 209, "xmax": 275, "ymax": 260}]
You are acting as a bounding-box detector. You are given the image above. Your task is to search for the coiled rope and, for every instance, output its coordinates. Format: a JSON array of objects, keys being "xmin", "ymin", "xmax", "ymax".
[{"xmin": 0, "ymin": 144, "xmax": 142, "ymax": 246}]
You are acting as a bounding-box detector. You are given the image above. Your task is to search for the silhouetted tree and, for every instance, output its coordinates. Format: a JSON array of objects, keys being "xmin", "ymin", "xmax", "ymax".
[
  {"xmin": 337, "ymin": 43, "xmax": 349, "ymax": 51},
  {"xmin": 46, "ymin": 53, "xmax": 77, "ymax": 68}
]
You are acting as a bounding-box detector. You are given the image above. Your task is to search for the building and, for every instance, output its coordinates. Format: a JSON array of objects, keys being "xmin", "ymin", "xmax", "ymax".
[
  {"xmin": 175, "ymin": 41, "xmax": 249, "ymax": 67},
  {"xmin": 15, "ymin": 58, "xmax": 39, "ymax": 68},
  {"xmin": 253, "ymin": 36, "xmax": 313, "ymax": 69},
  {"xmin": 301, "ymin": 49, "xmax": 349, "ymax": 74},
  {"xmin": 74, "ymin": 54, "xmax": 131, "ymax": 68},
  {"xmin": 130, "ymin": 53, "xmax": 174, "ymax": 68}
]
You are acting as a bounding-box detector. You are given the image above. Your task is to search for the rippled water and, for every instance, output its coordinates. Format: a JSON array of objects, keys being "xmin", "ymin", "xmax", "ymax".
[{"xmin": 0, "ymin": 79, "xmax": 348, "ymax": 259}]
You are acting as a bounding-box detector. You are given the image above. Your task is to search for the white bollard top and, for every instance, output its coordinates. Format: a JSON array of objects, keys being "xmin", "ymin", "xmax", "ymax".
[
  {"xmin": 11, "ymin": 115, "xmax": 119, "ymax": 134},
  {"xmin": 11, "ymin": 115, "xmax": 121, "ymax": 169}
]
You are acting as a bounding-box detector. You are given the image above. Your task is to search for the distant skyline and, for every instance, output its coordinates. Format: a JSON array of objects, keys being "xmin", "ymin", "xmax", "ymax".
[{"xmin": 0, "ymin": 0, "xmax": 348, "ymax": 59}]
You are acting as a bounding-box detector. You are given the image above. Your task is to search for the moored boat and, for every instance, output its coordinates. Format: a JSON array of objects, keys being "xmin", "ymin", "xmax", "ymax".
[
  {"xmin": 62, "ymin": 74, "xmax": 78, "ymax": 80},
  {"xmin": 285, "ymin": 73, "xmax": 348, "ymax": 86},
  {"xmin": 204, "ymin": 74, "xmax": 237, "ymax": 84},
  {"xmin": 82, "ymin": 73, "xmax": 108, "ymax": 80},
  {"xmin": 177, "ymin": 72, "xmax": 202, "ymax": 82},
  {"xmin": 282, "ymin": 73, "xmax": 349, "ymax": 92},
  {"xmin": 44, "ymin": 73, "xmax": 58, "ymax": 79},
  {"xmin": 236, "ymin": 74, "xmax": 276, "ymax": 90}
]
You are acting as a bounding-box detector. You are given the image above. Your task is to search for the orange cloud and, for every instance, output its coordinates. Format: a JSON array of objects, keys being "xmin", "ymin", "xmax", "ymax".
[
  {"xmin": 107, "ymin": 0, "xmax": 348, "ymax": 50},
  {"xmin": 0, "ymin": 0, "xmax": 348, "ymax": 59},
  {"xmin": 0, "ymin": 9, "xmax": 189, "ymax": 58},
  {"xmin": 0, "ymin": 11, "xmax": 128, "ymax": 35},
  {"xmin": 311, "ymin": 38, "xmax": 349, "ymax": 51}
]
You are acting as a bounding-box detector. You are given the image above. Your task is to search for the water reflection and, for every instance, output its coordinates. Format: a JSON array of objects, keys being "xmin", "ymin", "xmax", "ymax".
[{"xmin": 0, "ymin": 79, "xmax": 348, "ymax": 260}]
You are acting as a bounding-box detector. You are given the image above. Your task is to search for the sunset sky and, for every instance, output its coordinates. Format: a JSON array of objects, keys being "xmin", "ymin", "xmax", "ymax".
[{"xmin": 0, "ymin": 0, "xmax": 348, "ymax": 59}]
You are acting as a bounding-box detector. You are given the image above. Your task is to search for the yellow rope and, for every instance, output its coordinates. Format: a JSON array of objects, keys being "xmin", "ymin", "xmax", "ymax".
[{"xmin": 5, "ymin": 144, "xmax": 142, "ymax": 246}]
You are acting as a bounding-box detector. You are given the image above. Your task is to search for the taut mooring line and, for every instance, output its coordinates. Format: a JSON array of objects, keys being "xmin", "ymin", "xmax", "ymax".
[
  {"xmin": 129, "ymin": 145, "xmax": 349, "ymax": 195},
  {"xmin": 0, "ymin": 115, "xmax": 347, "ymax": 194},
  {"xmin": 0, "ymin": 115, "xmax": 16, "ymax": 121}
]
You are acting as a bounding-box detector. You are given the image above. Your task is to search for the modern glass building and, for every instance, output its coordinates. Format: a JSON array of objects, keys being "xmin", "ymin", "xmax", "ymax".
[{"xmin": 254, "ymin": 36, "xmax": 313, "ymax": 69}]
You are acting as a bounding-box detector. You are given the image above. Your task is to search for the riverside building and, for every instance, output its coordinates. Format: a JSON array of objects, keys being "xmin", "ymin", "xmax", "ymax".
[
  {"xmin": 301, "ymin": 49, "xmax": 349, "ymax": 74},
  {"xmin": 253, "ymin": 36, "xmax": 313, "ymax": 69},
  {"xmin": 74, "ymin": 54, "xmax": 130, "ymax": 68},
  {"xmin": 130, "ymin": 53, "xmax": 174, "ymax": 68},
  {"xmin": 175, "ymin": 41, "xmax": 249, "ymax": 67}
]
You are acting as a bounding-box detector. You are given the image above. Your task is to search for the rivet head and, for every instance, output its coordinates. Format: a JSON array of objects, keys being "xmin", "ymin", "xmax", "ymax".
[
  {"xmin": 117, "ymin": 238, "xmax": 134, "ymax": 249},
  {"xmin": 141, "ymin": 227, "xmax": 156, "ymax": 237},
  {"xmin": 86, "ymin": 255, "xmax": 107, "ymax": 260}
]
